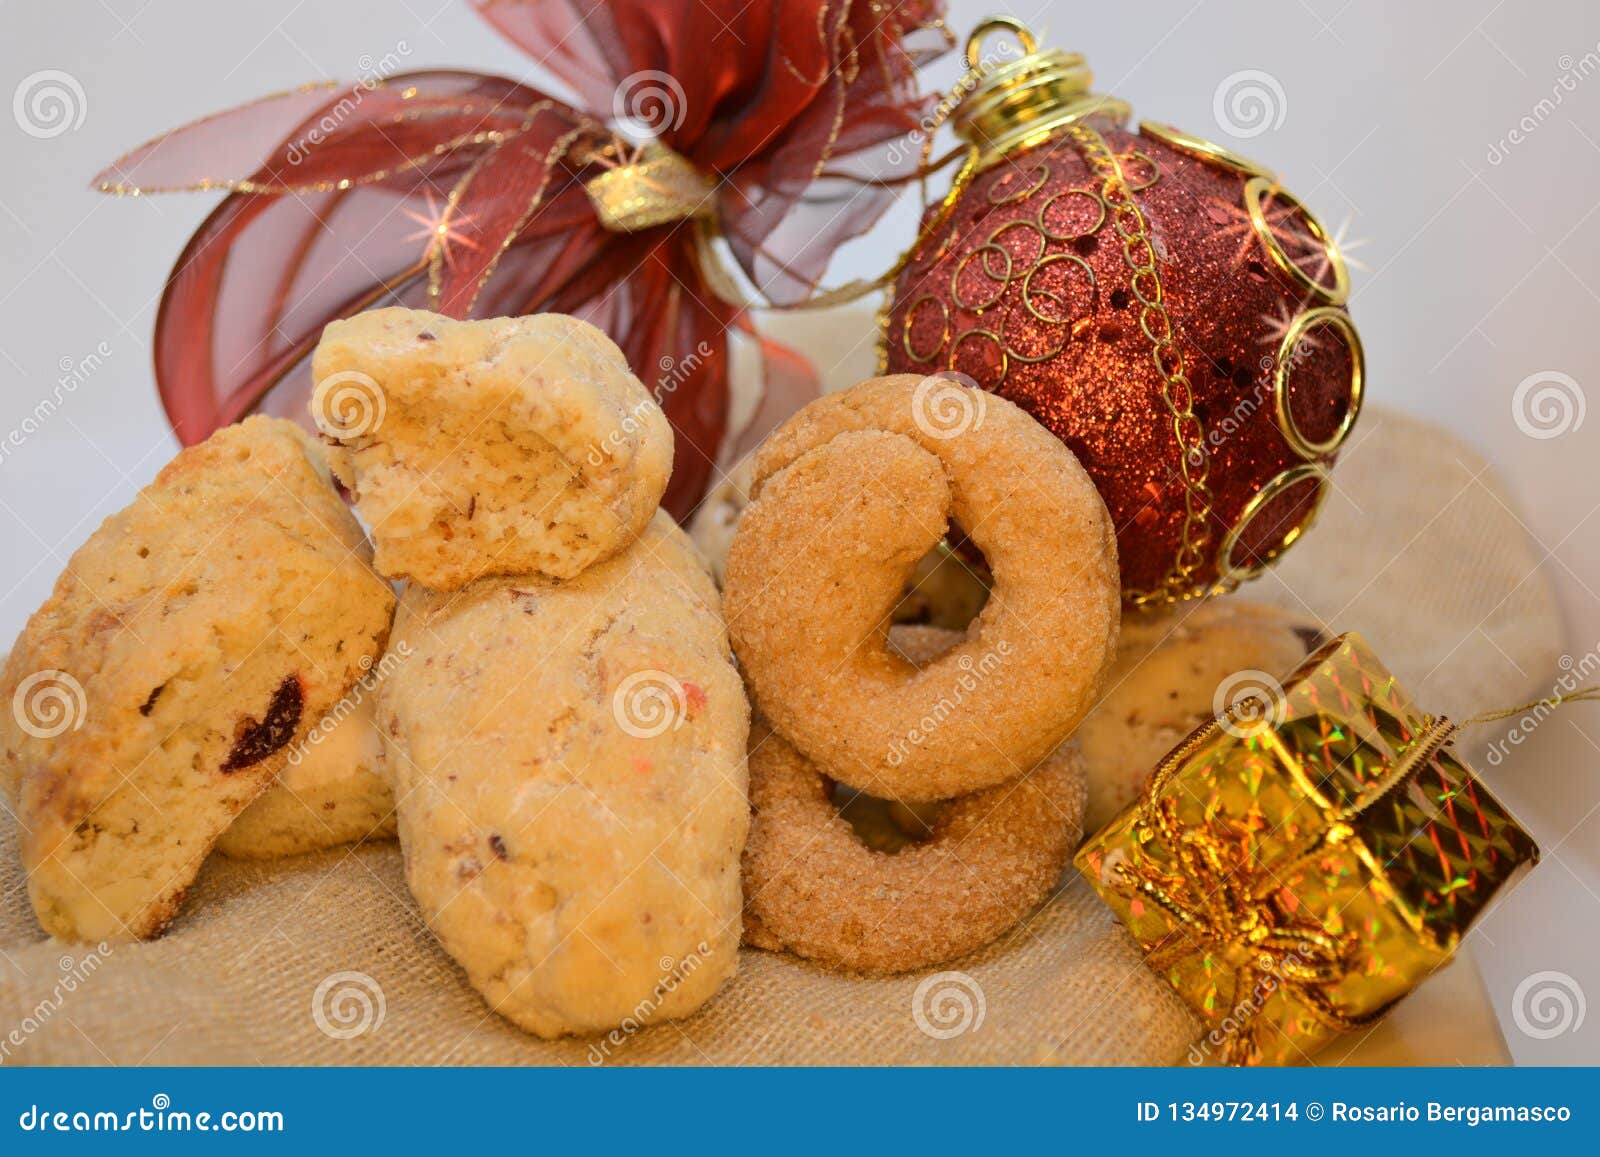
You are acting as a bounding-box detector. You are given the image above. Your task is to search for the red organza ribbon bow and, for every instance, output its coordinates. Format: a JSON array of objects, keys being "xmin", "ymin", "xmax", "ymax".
[{"xmin": 97, "ymin": 0, "xmax": 948, "ymax": 516}]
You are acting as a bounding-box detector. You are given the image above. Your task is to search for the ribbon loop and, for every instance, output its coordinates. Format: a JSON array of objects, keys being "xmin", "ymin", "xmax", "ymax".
[{"xmin": 584, "ymin": 141, "xmax": 718, "ymax": 232}]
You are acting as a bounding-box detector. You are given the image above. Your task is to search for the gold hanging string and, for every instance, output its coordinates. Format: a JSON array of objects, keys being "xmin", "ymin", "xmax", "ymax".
[
  {"xmin": 586, "ymin": 18, "xmax": 1001, "ymax": 313},
  {"xmin": 1461, "ymin": 686, "xmax": 1600, "ymax": 727}
]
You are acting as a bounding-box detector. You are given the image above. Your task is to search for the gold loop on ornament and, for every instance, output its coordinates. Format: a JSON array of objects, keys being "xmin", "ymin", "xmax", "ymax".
[
  {"xmin": 901, "ymin": 294, "xmax": 950, "ymax": 364},
  {"xmin": 1272, "ymin": 307, "xmax": 1365, "ymax": 459},
  {"xmin": 1001, "ymin": 298, "xmax": 1072, "ymax": 363},
  {"xmin": 987, "ymin": 163, "xmax": 1050, "ymax": 206},
  {"xmin": 952, "ymin": 243, "xmax": 1013, "ymax": 311},
  {"xmin": 949, "ymin": 328, "xmax": 1009, "ymax": 384},
  {"xmin": 1131, "ymin": 267, "xmax": 1163, "ymax": 306},
  {"xmin": 1021, "ymin": 253, "xmax": 1096, "ymax": 325},
  {"xmin": 1139, "ymin": 302, "xmax": 1173, "ymax": 346},
  {"xmin": 1242, "ymin": 177, "xmax": 1350, "ymax": 305},
  {"xmin": 1138, "ymin": 121, "xmax": 1274, "ymax": 180},
  {"xmin": 1123, "ymin": 234, "xmax": 1158, "ymax": 276},
  {"xmin": 1113, "ymin": 151, "xmax": 1161, "ymax": 191},
  {"xmin": 987, "ymin": 218, "xmax": 1047, "ymax": 273},
  {"xmin": 1217, "ymin": 462, "xmax": 1329, "ymax": 584},
  {"xmin": 966, "ymin": 15, "xmax": 1038, "ymax": 68},
  {"xmin": 1040, "ymin": 188, "xmax": 1106, "ymax": 240}
]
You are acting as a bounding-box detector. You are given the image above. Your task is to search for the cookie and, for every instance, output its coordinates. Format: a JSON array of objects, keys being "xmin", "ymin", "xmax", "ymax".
[
  {"xmin": 0, "ymin": 418, "xmax": 394, "ymax": 941},
  {"xmin": 311, "ymin": 308, "xmax": 673, "ymax": 591},
  {"xmin": 1077, "ymin": 599, "xmax": 1328, "ymax": 836},
  {"xmin": 215, "ymin": 686, "xmax": 395, "ymax": 859},
  {"xmin": 725, "ymin": 377, "xmax": 1120, "ymax": 801},
  {"xmin": 741, "ymin": 724, "xmax": 1086, "ymax": 974},
  {"xmin": 687, "ymin": 460, "xmax": 991, "ymax": 632},
  {"xmin": 383, "ymin": 513, "xmax": 748, "ymax": 1039}
]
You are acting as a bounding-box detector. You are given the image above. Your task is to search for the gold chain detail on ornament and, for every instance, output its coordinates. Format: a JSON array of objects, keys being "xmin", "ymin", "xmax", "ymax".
[{"xmin": 1065, "ymin": 123, "xmax": 1215, "ymax": 606}]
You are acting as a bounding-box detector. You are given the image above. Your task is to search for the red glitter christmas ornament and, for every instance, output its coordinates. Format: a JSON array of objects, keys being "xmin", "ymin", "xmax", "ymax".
[{"xmin": 882, "ymin": 18, "xmax": 1364, "ymax": 607}]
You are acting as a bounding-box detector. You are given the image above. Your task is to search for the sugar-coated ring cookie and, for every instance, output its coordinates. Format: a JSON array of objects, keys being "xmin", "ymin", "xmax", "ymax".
[
  {"xmin": 1077, "ymin": 600, "xmax": 1327, "ymax": 835},
  {"xmin": 724, "ymin": 376, "xmax": 1120, "ymax": 801},
  {"xmin": 741, "ymin": 625, "xmax": 1085, "ymax": 974},
  {"xmin": 742, "ymin": 625, "xmax": 1087, "ymax": 975}
]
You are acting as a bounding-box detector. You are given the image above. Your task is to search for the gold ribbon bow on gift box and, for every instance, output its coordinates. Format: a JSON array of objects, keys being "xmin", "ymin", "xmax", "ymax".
[{"xmin": 1078, "ymin": 633, "xmax": 1541, "ymax": 1066}]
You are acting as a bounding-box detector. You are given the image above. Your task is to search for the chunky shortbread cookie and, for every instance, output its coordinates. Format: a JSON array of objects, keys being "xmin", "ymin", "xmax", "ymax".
[
  {"xmin": 1078, "ymin": 600, "xmax": 1327, "ymax": 835},
  {"xmin": 383, "ymin": 513, "xmax": 748, "ymax": 1039},
  {"xmin": 311, "ymin": 308, "xmax": 672, "ymax": 590},
  {"xmin": 0, "ymin": 418, "xmax": 393, "ymax": 941},
  {"xmin": 215, "ymin": 689, "xmax": 395, "ymax": 859}
]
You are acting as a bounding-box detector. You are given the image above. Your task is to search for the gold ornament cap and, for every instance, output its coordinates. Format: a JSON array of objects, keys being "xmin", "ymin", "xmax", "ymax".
[{"xmin": 951, "ymin": 17, "xmax": 1132, "ymax": 170}]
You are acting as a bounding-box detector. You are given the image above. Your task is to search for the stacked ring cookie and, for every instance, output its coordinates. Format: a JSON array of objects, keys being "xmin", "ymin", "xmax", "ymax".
[
  {"xmin": 742, "ymin": 626, "xmax": 1088, "ymax": 974},
  {"xmin": 724, "ymin": 375, "xmax": 1120, "ymax": 801}
]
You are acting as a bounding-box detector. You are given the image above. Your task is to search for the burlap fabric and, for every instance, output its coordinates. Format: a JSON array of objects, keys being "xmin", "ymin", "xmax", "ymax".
[{"xmin": 0, "ymin": 405, "xmax": 1563, "ymax": 1065}]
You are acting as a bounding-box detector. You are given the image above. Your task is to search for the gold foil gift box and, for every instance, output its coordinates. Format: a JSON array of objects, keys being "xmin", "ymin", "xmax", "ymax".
[{"xmin": 1075, "ymin": 633, "xmax": 1538, "ymax": 1065}]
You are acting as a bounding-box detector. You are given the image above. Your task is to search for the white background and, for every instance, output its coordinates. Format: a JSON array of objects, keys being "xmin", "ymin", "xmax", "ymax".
[{"xmin": 1, "ymin": 0, "xmax": 1597, "ymax": 1063}]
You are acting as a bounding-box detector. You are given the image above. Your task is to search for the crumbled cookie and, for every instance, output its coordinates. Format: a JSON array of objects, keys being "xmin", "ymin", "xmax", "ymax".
[
  {"xmin": 311, "ymin": 308, "xmax": 672, "ymax": 590},
  {"xmin": 0, "ymin": 418, "xmax": 394, "ymax": 941},
  {"xmin": 1077, "ymin": 599, "xmax": 1328, "ymax": 835},
  {"xmin": 215, "ymin": 688, "xmax": 396, "ymax": 859},
  {"xmin": 383, "ymin": 513, "xmax": 748, "ymax": 1038}
]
